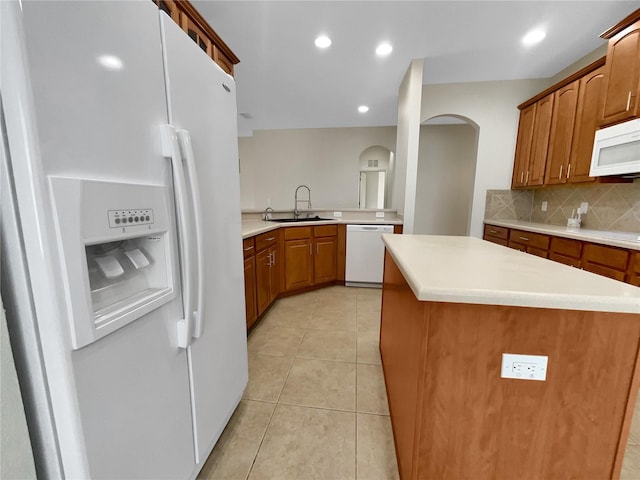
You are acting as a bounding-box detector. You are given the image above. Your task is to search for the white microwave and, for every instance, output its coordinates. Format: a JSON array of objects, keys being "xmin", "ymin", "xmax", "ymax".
[{"xmin": 590, "ymin": 118, "xmax": 640, "ymax": 177}]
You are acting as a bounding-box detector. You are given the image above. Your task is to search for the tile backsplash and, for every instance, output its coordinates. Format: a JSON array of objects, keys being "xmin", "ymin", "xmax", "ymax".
[{"xmin": 485, "ymin": 180, "xmax": 640, "ymax": 233}]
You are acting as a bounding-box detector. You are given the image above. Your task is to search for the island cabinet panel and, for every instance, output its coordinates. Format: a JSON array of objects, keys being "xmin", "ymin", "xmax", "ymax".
[
  {"xmin": 380, "ymin": 253, "xmax": 640, "ymax": 480},
  {"xmin": 379, "ymin": 253, "xmax": 429, "ymax": 480}
]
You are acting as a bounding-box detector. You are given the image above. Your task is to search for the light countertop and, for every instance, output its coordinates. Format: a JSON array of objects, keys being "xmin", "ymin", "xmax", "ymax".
[
  {"xmin": 485, "ymin": 219, "xmax": 640, "ymax": 251},
  {"xmin": 382, "ymin": 234, "xmax": 640, "ymax": 314},
  {"xmin": 242, "ymin": 218, "xmax": 402, "ymax": 239}
]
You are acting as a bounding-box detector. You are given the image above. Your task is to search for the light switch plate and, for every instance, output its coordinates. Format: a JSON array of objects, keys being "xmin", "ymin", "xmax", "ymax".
[
  {"xmin": 501, "ymin": 353, "xmax": 548, "ymax": 381},
  {"xmin": 541, "ymin": 201, "xmax": 548, "ymax": 212},
  {"xmin": 333, "ymin": 211, "xmax": 342, "ymax": 217},
  {"xmin": 376, "ymin": 211, "xmax": 385, "ymax": 218},
  {"xmin": 579, "ymin": 202, "xmax": 589, "ymax": 214}
]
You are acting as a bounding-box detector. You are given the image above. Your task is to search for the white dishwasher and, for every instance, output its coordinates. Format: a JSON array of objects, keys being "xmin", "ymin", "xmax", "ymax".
[{"xmin": 345, "ymin": 224, "xmax": 395, "ymax": 286}]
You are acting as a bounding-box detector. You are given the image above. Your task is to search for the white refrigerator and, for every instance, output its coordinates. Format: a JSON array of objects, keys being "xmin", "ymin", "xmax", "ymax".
[{"xmin": 0, "ymin": 1, "xmax": 248, "ymax": 478}]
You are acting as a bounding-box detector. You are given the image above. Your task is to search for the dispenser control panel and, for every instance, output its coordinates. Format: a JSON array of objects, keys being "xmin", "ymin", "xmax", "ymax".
[{"xmin": 108, "ymin": 209, "xmax": 154, "ymax": 228}]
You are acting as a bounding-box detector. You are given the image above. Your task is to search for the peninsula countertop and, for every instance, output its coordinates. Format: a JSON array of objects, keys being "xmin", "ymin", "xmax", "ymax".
[
  {"xmin": 382, "ymin": 234, "xmax": 640, "ymax": 314},
  {"xmin": 242, "ymin": 218, "xmax": 403, "ymax": 239}
]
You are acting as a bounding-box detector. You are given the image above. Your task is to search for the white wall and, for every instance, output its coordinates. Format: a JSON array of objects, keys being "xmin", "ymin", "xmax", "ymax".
[
  {"xmin": 414, "ymin": 124, "xmax": 477, "ymax": 235},
  {"xmin": 238, "ymin": 126, "xmax": 396, "ymax": 210},
  {"xmin": 392, "ymin": 59, "xmax": 423, "ymax": 230},
  {"xmin": 420, "ymin": 79, "xmax": 549, "ymax": 238}
]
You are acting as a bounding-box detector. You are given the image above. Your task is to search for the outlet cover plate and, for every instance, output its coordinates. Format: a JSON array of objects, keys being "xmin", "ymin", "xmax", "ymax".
[
  {"xmin": 376, "ymin": 211, "xmax": 385, "ymax": 218},
  {"xmin": 501, "ymin": 353, "xmax": 548, "ymax": 381},
  {"xmin": 333, "ymin": 211, "xmax": 342, "ymax": 217}
]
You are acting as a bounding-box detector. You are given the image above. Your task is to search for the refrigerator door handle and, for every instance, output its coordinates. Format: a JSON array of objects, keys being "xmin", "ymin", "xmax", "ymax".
[
  {"xmin": 159, "ymin": 124, "xmax": 193, "ymax": 348},
  {"xmin": 177, "ymin": 129, "xmax": 205, "ymax": 339}
]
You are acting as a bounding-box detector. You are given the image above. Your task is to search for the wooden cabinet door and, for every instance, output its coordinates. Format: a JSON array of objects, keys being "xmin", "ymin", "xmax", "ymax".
[
  {"xmin": 545, "ymin": 81, "xmax": 579, "ymax": 185},
  {"xmin": 180, "ymin": 12, "xmax": 212, "ymax": 55},
  {"xmin": 569, "ymin": 66, "xmax": 605, "ymax": 183},
  {"xmin": 601, "ymin": 20, "xmax": 640, "ymax": 126},
  {"xmin": 314, "ymin": 237, "xmax": 337, "ymax": 284},
  {"xmin": 268, "ymin": 245, "xmax": 281, "ymax": 300},
  {"xmin": 528, "ymin": 94, "xmax": 554, "ymax": 186},
  {"xmin": 284, "ymin": 239, "xmax": 313, "ymax": 291},
  {"xmin": 512, "ymin": 104, "xmax": 536, "ymax": 188},
  {"xmin": 256, "ymin": 249, "xmax": 272, "ymax": 315},
  {"xmin": 244, "ymin": 256, "xmax": 257, "ymax": 329}
]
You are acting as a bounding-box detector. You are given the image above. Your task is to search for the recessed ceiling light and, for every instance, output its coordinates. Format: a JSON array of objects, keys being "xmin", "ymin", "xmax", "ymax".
[
  {"xmin": 97, "ymin": 54, "xmax": 124, "ymax": 70},
  {"xmin": 314, "ymin": 35, "xmax": 332, "ymax": 49},
  {"xmin": 522, "ymin": 29, "xmax": 546, "ymax": 47},
  {"xmin": 376, "ymin": 43, "xmax": 393, "ymax": 56},
  {"xmin": 358, "ymin": 105, "xmax": 369, "ymax": 113}
]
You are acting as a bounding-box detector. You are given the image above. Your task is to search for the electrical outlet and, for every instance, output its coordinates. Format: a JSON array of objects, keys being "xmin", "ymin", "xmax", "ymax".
[
  {"xmin": 579, "ymin": 202, "xmax": 589, "ymax": 214},
  {"xmin": 501, "ymin": 353, "xmax": 548, "ymax": 381},
  {"xmin": 541, "ymin": 201, "xmax": 548, "ymax": 212},
  {"xmin": 333, "ymin": 211, "xmax": 342, "ymax": 218},
  {"xmin": 376, "ymin": 211, "xmax": 385, "ymax": 218}
]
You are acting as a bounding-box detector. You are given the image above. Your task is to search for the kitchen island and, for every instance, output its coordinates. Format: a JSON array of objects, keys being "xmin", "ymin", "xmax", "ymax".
[{"xmin": 380, "ymin": 235, "xmax": 640, "ymax": 480}]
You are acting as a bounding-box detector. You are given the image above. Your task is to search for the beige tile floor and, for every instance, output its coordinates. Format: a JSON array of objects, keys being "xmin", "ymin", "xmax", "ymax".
[
  {"xmin": 197, "ymin": 285, "xmax": 640, "ymax": 480},
  {"xmin": 198, "ymin": 286, "xmax": 399, "ymax": 480}
]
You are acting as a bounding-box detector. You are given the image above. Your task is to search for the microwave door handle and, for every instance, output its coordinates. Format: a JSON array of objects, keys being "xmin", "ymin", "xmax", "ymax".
[
  {"xmin": 177, "ymin": 129, "xmax": 205, "ymax": 340},
  {"xmin": 159, "ymin": 125, "xmax": 193, "ymax": 349}
]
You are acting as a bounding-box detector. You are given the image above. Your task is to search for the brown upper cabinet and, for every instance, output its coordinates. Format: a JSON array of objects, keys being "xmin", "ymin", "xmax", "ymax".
[
  {"xmin": 568, "ymin": 66, "xmax": 605, "ymax": 183},
  {"xmin": 600, "ymin": 11, "xmax": 640, "ymax": 126},
  {"xmin": 511, "ymin": 57, "xmax": 632, "ymax": 188},
  {"xmin": 512, "ymin": 94, "xmax": 554, "ymax": 188},
  {"xmin": 153, "ymin": 0, "xmax": 239, "ymax": 75},
  {"xmin": 544, "ymin": 81, "xmax": 580, "ymax": 185}
]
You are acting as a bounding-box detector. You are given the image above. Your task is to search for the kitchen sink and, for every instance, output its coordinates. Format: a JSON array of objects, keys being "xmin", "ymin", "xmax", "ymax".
[{"xmin": 271, "ymin": 216, "xmax": 333, "ymax": 223}]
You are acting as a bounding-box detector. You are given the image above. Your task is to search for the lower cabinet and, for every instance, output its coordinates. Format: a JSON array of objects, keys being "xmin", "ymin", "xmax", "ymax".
[
  {"xmin": 507, "ymin": 229, "xmax": 550, "ymax": 258},
  {"xmin": 284, "ymin": 225, "xmax": 338, "ymax": 292},
  {"xmin": 582, "ymin": 243, "xmax": 629, "ymax": 282},
  {"xmin": 243, "ymin": 238, "xmax": 258, "ymax": 329},
  {"xmin": 255, "ymin": 231, "xmax": 281, "ymax": 317},
  {"xmin": 628, "ymin": 252, "xmax": 640, "ymax": 286},
  {"xmin": 243, "ymin": 256, "xmax": 257, "ymax": 328},
  {"xmin": 483, "ymin": 223, "xmax": 638, "ymax": 286}
]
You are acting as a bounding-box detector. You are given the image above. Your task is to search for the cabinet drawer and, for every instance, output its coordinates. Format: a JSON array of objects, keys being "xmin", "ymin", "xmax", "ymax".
[
  {"xmin": 528, "ymin": 246, "xmax": 548, "ymax": 258},
  {"xmin": 484, "ymin": 224, "xmax": 509, "ymax": 240},
  {"xmin": 255, "ymin": 231, "xmax": 278, "ymax": 251},
  {"xmin": 549, "ymin": 237, "xmax": 582, "ymax": 259},
  {"xmin": 508, "ymin": 229, "xmax": 550, "ymax": 250},
  {"xmin": 242, "ymin": 238, "xmax": 255, "ymax": 259},
  {"xmin": 549, "ymin": 252, "xmax": 581, "ymax": 268},
  {"xmin": 314, "ymin": 224, "xmax": 337, "ymax": 238},
  {"xmin": 582, "ymin": 243, "xmax": 629, "ymax": 271},
  {"xmin": 284, "ymin": 226, "xmax": 312, "ymax": 240},
  {"xmin": 629, "ymin": 252, "xmax": 640, "ymax": 274},
  {"xmin": 485, "ymin": 236, "xmax": 508, "ymax": 247}
]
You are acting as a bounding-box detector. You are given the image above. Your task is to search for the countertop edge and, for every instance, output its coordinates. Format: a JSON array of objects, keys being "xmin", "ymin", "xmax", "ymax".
[
  {"xmin": 242, "ymin": 219, "xmax": 403, "ymax": 238},
  {"xmin": 382, "ymin": 234, "xmax": 640, "ymax": 315}
]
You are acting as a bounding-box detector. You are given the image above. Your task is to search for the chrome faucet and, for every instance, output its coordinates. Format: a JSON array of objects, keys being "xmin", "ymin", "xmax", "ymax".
[
  {"xmin": 263, "ymin": 206, "xmax": 274, "ymax": 221},
  {"xmin": 293, "ymin": 185, "xmax": 312, "ymax": 219}
]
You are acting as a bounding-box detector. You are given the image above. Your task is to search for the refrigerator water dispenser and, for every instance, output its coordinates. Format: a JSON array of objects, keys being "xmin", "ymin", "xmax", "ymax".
[{"xmin": 50, "ymin": 177, "xmax": 178, "ymax": 349}]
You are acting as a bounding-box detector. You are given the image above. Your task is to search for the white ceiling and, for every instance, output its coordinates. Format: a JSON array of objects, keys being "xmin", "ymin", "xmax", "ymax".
[{"xmin": 194, "ymin": 1, "xmax": 640, "ymax": 136}]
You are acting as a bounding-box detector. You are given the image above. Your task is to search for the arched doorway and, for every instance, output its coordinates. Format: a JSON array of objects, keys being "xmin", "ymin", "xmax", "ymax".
[
  {"xmin": 414, "ymin": 115, "xmax": 479, "ymax": 235},
  {"xmin": 357, "ymin": 145, "xmax": 394, "ymax": 209}
]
